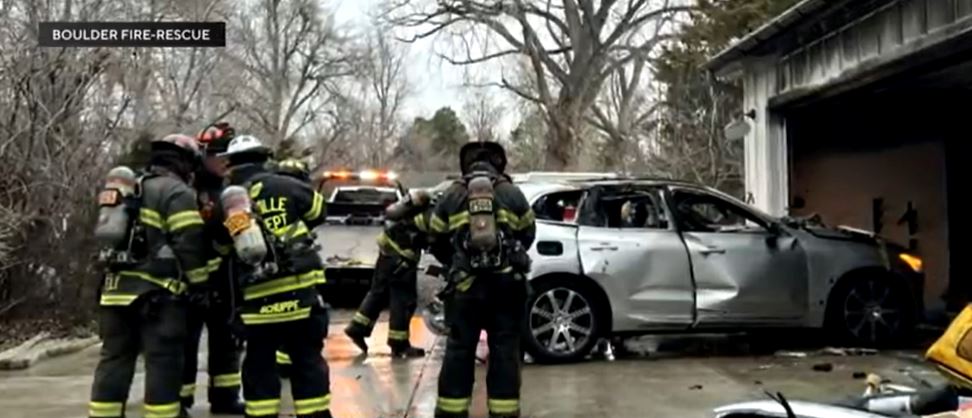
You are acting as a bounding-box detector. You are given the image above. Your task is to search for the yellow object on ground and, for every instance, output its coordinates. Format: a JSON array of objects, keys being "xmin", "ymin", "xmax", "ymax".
[{"xmin": 926, "ymin": 304, "xmax": 972, "ymax": 388}]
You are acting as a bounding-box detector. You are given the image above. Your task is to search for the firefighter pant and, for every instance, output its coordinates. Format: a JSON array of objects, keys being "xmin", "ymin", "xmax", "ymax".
[
  {"xmin": 89, "ymin": 293, "xmax": 187, "ymax": 418},
  {"xmin": 346, "ymin": 253, "xmax": 418, "ymax": 349},
  {"xmin": 181, "ymin": 298, "xmax": 242, "ymax": 408},
  {"xmin": 242, "ymin": 307, "xmax": 331, "ymax": 418},
  {"xmin": 436, "ymin": 272, "xmax": 527, "ymax": 418}
]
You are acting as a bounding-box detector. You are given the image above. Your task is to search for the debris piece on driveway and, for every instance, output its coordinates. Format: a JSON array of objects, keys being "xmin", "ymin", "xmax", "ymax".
[
  {"xmin": 753, "ymin": 380, "xmax": 763, "ymax": 385},
  {"xmin": 775, "ymin": 350, "xmax": 808, "ymax": 358},
  {"xmin": 819, "ymin": 347, "xmax": 878, "ymax": 356},
  {"xmin": 812, "ymin": 363, "xmax": 834, "ymax": 372},
  {"xmin": 852, "ymin": 371, "xmax": 867, "ymax": 379},
  {"xmin": 689, "ymin": 384, "xmax": 703, "ymax": 390}
]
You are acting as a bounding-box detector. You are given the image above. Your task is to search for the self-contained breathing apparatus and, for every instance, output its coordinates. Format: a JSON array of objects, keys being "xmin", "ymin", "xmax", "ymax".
[
  {"xmin": 457, "ymin": 166, "xmax": 530, "ymax": 274},
  {"xmin": 219, "ymin": 181, "xmax": 321, "ymax": 288},
  {"xmin": 94, "ymin": 166, "xmax": 147, "ymax": 271}
]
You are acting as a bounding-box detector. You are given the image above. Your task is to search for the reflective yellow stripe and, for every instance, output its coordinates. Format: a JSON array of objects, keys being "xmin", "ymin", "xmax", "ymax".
[
  {"xmin": 273, "ymin": 222, "xmax": 309, "ymax": 240},
  {"xmin": 212, "ymin": 372, "xmax": 241, "ymax": 388},
  {"xmin": 430, "ymin": 214, "xmax": 447, "ymax": 232},
  {"xmin": 437, "ymin": 397, "xmax": 470, "ymax": 413},
  {"xmin": 377, "ymin": 232, "xmax": 417, "ymax": 260},
  {"xmin": 180, "ymin": 383, "xmax": 196, "ymax": 397},
  {"xmin": 118, "ymin": 271, "xmax": 187, "ymax": 295},
  {"xmin": 205, "ymin": 257, "xmax": 222, "ymax": 272},
  {"xmin": 241, "ymin": 307, "xmax": 312, "ymax": 324},
  {"xmin": 144, "ymin": 402, "xmax": 180, "ymax": 418},
  {"xmin": 243, "ymin": 270, "xmax": 324, "ymax": 300},
  {"xmin": 352, "ymin": 312, "xmax": 372, "ymax": 326},
  {"xmin": 245, "ymin": 399, "xmax": 281, "ymax": 416},
  {"xmin": 414, "ymin": 213, "xmax": 428, "ymax": 232},
  {"xmin": 166, "ymin": 210, "xmax": 204, "ymax": 232},
  {"xmin": 304, "ymin": 192, "xmax": 325, "ymax": 221},
  {"xmin": 140, "ymin": 208, "xmax": 163, "ymax": 229},
  {"xmin": 88, "ymin": 401, "xmax": 124, "ymax": 417},
  {"xmin": 186, "ymin": 266, "xmax": 209, "ymax": 284},
  {"xmin": 488, "ymin": 398, "xmax": 520, "ymax": 414},
  {"xmin": 294, "ymin": 394, "xmax": 331, "ymax": 414},
  {"xmin": 388, "ymin": 329, "xmax": 408, "ymax": 341},
  {"xmin": 99, "ymin": 294, "xmax": 139, "ymax": 306},
  {"xmin": 276, "ymin": 351, "xmax": 292, "ymax": 365},
  {"xmin": 497, "ymin": 208, "xmax": 532, "ymax": 231},
  {"xmin": 519, "ymin": 209, "xmax": 536, "ymax": 229},
  {"xmin": 457, "ymin": 275, "xmax": 475, "ymax": 292},
  {"xmin": 448, "ymin": 211, "xmax": 470, "ymax": 230}
]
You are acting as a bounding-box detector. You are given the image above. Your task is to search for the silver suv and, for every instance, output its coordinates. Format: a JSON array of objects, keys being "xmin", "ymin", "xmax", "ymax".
[{"xmin": 513, "ymin": 178, "xmax": 924, "ymax": 363}]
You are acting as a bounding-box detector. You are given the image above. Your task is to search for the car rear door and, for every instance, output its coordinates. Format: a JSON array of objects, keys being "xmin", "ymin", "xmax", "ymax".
[
  {"xmin": 576, "ymin": 185, "xmax": 695, "ymax": 329},
  {"xmin": 668, "ymin": 187, "xmax": 809, "ymax": 325}
]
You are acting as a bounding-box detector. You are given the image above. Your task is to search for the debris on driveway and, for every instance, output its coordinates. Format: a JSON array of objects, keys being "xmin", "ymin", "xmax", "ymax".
[
  {"xmin": 775, "ymin": 350, "xmax": 809, "ymax": 358},
  {"xmin": 819, "ymin": 347, "xmax": 879, "ymax": 356},
  {"xmin": 812, "ymin": 363, "xmax": 834, "ymax": 372}
]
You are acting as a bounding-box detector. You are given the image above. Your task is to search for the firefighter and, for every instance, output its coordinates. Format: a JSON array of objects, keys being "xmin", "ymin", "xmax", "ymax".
[
  {"xmin": 179, "ymin": 123, "xmax": 244, "ymax": 416},
  {"xmin": 429, "ymin": 141, "xmax": 536, "ymax": 418},
  {"xmin": 344, "ymin": 188, "xmax": 433, "ymax": 358},
  {"xmin": 219, "ymin": 135, "xmax": 332, "ymax": 418},
  {"xmin": 89, "ymin": 134, "xmax": 210, "ymax": 418},
  {"xmin": 270, "ymin": 156, "xmax": 313, "ymax": 376}
]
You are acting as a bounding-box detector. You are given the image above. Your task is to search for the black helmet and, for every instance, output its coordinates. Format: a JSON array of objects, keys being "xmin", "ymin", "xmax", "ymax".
[{"xmin": 459, "ymin": 141, "xmax": 507, "ymax": 175}]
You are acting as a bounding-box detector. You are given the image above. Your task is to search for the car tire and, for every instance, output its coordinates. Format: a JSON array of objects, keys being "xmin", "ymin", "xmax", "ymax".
[
  {"xmin": 522, "ymin": 279, "xmax": 604, "ymax": 364},
  {"xmin": 824, "ymin": 272, "xmax": 916, "ymax": 347}
]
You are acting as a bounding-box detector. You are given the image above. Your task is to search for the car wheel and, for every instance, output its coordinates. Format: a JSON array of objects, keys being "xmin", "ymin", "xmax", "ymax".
[
  {"xmin": 523, "ymin": 280, "xmax": 603, "ymax": 364},
  {"xmin": 825, "ymin": 273, "xmax": 916, "ymax": 346}
]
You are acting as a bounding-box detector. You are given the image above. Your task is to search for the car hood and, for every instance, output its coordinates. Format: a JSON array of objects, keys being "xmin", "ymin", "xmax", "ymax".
[{"xmin": 782, "ymin": 215, "xmax": 883, "ymax": 245}]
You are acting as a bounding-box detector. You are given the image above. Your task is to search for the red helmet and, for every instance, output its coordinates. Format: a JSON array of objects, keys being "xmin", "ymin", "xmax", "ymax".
[{"xmin": 197, "ymin": 122, "xmax": 235, "ymax": 154}]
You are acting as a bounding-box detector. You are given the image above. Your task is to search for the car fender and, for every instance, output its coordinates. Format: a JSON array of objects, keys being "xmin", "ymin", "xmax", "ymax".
[{"xmin": 795, "ymin": 228, "xmax": 892, "ymax": 327}]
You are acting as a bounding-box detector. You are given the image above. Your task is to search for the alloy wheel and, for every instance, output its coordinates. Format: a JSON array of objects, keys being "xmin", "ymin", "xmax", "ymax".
[
  {"xmin": 842, "ymin": 277, "xmax": 903, "ymax": 344},
  {"xmin": 529, "ymin": 287, "xmax": 595, "ymax": 356}
]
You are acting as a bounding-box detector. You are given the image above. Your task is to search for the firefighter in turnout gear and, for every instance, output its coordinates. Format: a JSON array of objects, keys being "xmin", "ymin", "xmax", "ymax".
[
  {"xmin": 270, "ymin": 157, "xmax": 313, "ymax": 377},
  {"xmin": 179, "ymin": 123, "xmax": 245, "ymax": 416},
  {"xmin": 89, "ymin": 134, "xmax": 210, "ymax": 418},
  {"xmin": 430, "ymin": 141, "xmax": 536, "ymax": 418},
  {"xmin": 344, "ymin": 188, "xmax": 433, "ymax": 358},
  {"xmin": 219, "ymin": 135, "xmax": 332, "ymax": 418}
]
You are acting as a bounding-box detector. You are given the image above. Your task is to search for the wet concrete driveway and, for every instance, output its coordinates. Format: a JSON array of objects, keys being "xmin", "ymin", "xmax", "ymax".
[{"xmin": 0, "ymin": 311, "xmax": 945, "ymax": 418}]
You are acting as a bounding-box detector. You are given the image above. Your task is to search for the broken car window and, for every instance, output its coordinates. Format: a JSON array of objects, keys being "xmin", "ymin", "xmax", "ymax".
[
  {"xmin": 532, "ymin": 190, "xmax": 584, "ymax": 223},
  {"xmin": 672, "ymin": 190, "xmax": 765, "ymax": 233}
]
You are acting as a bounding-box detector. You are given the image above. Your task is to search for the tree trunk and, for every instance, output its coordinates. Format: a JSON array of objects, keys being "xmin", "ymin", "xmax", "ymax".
[{"xmin": 543, "ymin": 102, "xmax": 581, "ymax": 170}]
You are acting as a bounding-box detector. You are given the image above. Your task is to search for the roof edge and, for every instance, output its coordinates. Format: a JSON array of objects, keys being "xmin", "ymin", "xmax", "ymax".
[{"xmin": 705, "ymin": 0, "xmax": 827, "ymax": 72}]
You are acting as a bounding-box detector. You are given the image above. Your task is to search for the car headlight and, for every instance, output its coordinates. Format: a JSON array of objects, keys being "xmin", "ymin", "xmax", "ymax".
[{"xmin": 899, "ymin": 253, "xmax": 923, "ymax": 273}]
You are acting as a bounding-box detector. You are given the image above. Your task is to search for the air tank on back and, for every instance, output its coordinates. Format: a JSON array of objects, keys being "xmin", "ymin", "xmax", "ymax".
[
  {"xmin": 220, "ymin": 185, "xmax": 268, "ymax": 265},
  {"xmin": 94, "ymin": 166, "xmax": 138, "ymax": 247},
  {"xmin": 466, "ymin": 176, "xmax": 498, "ymax": 252}
]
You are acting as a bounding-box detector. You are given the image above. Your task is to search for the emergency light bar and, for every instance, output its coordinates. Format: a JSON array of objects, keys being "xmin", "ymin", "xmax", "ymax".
[{"xmin": 320, "ymin": 169, "xmax": 398, "ymax": 182}]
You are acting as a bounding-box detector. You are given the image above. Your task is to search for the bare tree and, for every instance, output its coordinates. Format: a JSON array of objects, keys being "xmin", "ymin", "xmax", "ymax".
[
  {"xmin": 387, "ymin": 0, "xmax": 689, "ymax": 169},
  {"xmin": 229, "ymin": 0, "xmax": 357, "ymax": 148},
  {"xmin": 462, "ymin": 88, "xmax": 502, "ymax": 143},
  {"xmin": 361, "ymin": 24, "xmax": 410, "ymax": 166}
]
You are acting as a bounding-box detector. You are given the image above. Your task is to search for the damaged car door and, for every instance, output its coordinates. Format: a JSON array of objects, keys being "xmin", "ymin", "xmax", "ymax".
[
  {"xmin": 576, "ymin": 185, "xmax": 694, "ymax": 329},
  {"xmin": 669, "ymin": 187, "xmax": 809, "ymax": 325}
]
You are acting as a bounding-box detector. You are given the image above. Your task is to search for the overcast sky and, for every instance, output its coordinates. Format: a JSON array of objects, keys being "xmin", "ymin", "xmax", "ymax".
[{"xmin": 332, "ymin": 0, "xmax": 518, "ymax": 134}]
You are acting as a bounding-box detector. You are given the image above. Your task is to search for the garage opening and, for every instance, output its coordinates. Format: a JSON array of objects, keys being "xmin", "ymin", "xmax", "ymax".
[{"xmin": 783, "ymin": 55, "xmax": 972, "ymax": 311}]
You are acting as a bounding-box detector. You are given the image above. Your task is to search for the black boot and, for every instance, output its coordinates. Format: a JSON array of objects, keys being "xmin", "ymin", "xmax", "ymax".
[
  {"xmin": 391, "ymin": 344, "xmax": 426, "ymax": 358},
  {"xmin": 344, "ymin": 326, "xmax": 369, "ymax": 353},
  {"xmin": 296, "ymin": 411, "xmax": 333, "ymax": 418},
  {"xmin": 209, "ymin": 387, "xmax": 245, "ymax": 415}
]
